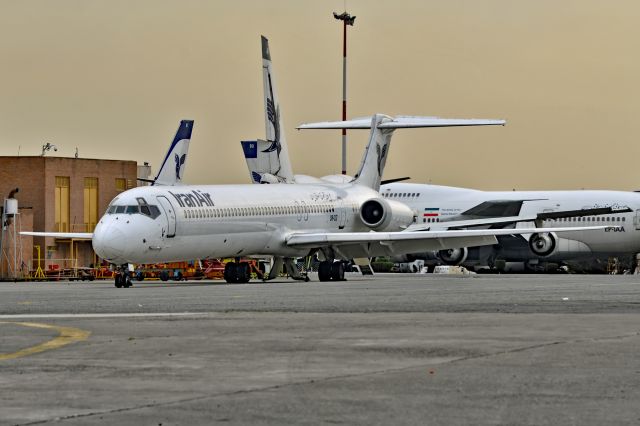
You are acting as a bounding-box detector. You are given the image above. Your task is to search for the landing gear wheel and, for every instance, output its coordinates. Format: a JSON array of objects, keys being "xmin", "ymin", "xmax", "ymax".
[
  {"xmin": 159, "ymin": 270, "xmax": 169, "ymax": 282},
  {"xmin": 318, "ymin": 261, "xmax": 332, "ymax": 282},
  {"xmin": 236, "ymin": 262, "xmax": 251, "ymax": 283},
  {"xmin": 114, "ymin": 274, "xmax": 123, "ymax": 288},
  {"xmin": 331, "ymin": 262, "xmax": 345, "ymax": 281},
  {"xmin": 123, "ymin": 276, "xmax": 132, "ymax": 288},
  {"xmin": 224, "ymin": 262, "xmax": 238, "ymax": 283}
]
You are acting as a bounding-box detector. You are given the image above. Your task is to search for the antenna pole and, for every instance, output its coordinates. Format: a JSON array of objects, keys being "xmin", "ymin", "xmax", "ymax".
[{"xmin": 333, "ymin": 11, "xmax": 356, "ymax": 175}]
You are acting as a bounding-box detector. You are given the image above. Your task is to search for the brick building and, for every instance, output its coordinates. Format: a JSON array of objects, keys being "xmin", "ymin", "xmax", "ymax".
[{"xmin": 0, "ymin": 156, "xmax": 138, "ymax": 276}]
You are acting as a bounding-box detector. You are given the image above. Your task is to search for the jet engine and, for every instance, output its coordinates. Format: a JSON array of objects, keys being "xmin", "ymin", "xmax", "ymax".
[
  {"xmin": 359, "ymin": 198, "xmax": 414, "ymax": 232},
  {"xmin": 528, "ymin": 232, "xmax": 557, "ymax": 257},
  {"xmin": 437, "ymin": 247, "xmax": 469, "ymax": 265}
]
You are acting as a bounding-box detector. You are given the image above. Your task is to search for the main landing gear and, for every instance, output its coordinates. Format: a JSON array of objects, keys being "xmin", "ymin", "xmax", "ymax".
[
  {"xmin": 223, "ymin": 261, "xmax": 252, "ymax": 284},
  {"xmin": 317, "ymin": 260, "xmax": 345, "ymax": 282},
  {"xmin": 114, "ymin": 265, "xmax": 133, "ymax": 288}
]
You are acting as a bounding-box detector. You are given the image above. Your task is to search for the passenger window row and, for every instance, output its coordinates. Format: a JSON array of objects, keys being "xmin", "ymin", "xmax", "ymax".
[
  {"xmin": 183, "ymin": 204, "xmax": 336, "ymax": 220},
  {"xmin": 383, "ymin": 192, "xmax": 421, "ymax": 198},
  {"xmin": 552, "ymin": 216, "xmax": 625, "ymax": 222}
]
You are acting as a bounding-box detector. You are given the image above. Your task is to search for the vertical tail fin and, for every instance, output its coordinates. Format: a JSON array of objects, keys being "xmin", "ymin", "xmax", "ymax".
[
  {"xmin": 241, "ymin": 139, "xmax": 287, "ymax": 183},
  {"xmin": 152, "ymin": 120, "xmax": 194, "ymax": 186},
  {"xmin": 352, "ymin": 115, "xmax": 394, "ymax": 190},
  {"xmin": 260, "ymin": 36, "xmax": 294, "ymax": 181}
]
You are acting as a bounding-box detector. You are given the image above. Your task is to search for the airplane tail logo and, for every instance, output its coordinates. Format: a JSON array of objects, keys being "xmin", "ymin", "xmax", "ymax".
[{"xmin": 175, "ymin": 153, "xmax": 187, "ymax": 180}]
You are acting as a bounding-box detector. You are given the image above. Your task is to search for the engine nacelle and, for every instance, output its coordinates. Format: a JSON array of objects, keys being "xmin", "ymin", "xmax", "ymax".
[
  {"xmin": 528, "ymin": 232, "xmax": 557, "ymax": 257},
  {"xmin": 437, "ymin": 247, "xmax": 469, "ymax": 265},
  {"xmin": 359, "ymin": 198, "xmax": 415, "ymax": 232}
]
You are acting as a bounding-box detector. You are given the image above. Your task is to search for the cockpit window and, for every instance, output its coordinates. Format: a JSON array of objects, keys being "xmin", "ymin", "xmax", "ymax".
[
  {"xmin": 136, "ymin": 197, "xmax": 148, "ymax": 206},
  {"xmin": 107, "ymin": 203, "xmax": 161, "ymax": 219},
  {"xmin": 149, "ymin": 205, "xmax": 161, "ymax": 219}
]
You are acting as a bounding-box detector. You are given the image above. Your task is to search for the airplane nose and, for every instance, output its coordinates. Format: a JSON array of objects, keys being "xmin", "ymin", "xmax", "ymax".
[{"xmin": 93, "ymin": 222, "xmax": 128, "ymax": 263}]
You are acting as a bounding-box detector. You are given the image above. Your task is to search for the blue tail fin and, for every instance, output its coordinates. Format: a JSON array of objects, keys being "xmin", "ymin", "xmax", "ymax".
[{"xmin": 152, "ymin": 120, "xmax": 194, "ymax": 186}]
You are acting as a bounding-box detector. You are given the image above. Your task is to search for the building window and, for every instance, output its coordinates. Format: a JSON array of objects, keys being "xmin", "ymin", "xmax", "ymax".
[
  {"xmin": 55, "ymin": 176, "xmax": 70, "ymax": 232},
  {"xmin": 115, "ymin": 178, "xmax": 126, "ymax": 192},
  {"xmin": 84, "ymin": 177, "xmax": 99, "ymax": 232}
]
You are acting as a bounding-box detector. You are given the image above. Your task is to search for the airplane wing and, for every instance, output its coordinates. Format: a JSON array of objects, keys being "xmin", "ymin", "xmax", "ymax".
[
  {"xmin": 297, "ymin": 115, "xmax": 506, "ymax": 130},
  {"xmin": 21, "ymin": 232, "xmax": 93, "ymax": 239},
  {"xmin": 286, "ymin": 226, "xmax": 603, "ymax": 259}
]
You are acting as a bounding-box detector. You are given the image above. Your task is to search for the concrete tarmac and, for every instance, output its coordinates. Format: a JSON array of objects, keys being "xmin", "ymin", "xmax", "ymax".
[{"xmin": 0, "ymin": 274, "xmax": 639, "ymax": 425}]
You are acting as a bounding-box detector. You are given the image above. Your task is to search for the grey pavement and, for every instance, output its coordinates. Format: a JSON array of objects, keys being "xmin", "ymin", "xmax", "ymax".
[{"xmin": 0, "ymin": 274, "xmax": 639, "ymax": 425}]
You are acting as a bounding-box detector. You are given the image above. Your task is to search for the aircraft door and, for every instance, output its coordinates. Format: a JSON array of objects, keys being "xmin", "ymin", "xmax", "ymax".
[
  {"xmin": 338, "ymin": 199, "xmax": 347, "ymax": 229},
  {"xmin": 157, "ymin": 196, "xmax": 177, "ymax": 238},
  {"xmin": 635, "ymin": 210, "xmax": 640, "ymax": 230}
]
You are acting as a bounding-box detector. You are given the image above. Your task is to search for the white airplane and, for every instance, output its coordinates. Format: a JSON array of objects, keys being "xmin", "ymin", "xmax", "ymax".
[
  {"xmin": 22, "ymin": 40, "xmax": 603, "ymax": 287},
  {"xmin": 382, "ymin": 182, "xmax": 638, "ymax": 270},
  {"xmin": 24, "ymin": 114, "xmax": 603, "ymax": 286}
]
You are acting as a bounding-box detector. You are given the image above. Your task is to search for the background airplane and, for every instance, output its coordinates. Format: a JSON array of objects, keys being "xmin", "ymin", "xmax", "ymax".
[{"xmin": 383, "ymin": 182, "xmax": 639, "ymax": 271}]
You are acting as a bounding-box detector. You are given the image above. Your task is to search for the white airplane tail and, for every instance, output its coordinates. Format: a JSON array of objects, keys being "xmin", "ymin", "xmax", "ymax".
[
  {"xmin": 298, "ymin": 115, "xmax": 505, "ymax": 190},
  {"xmin": 259, "ymin": 36, "xmax": 294, "ymax": 182},
  {"xmin": 152, "ymin": 120, "xmax": 194, "ymax": 186}
]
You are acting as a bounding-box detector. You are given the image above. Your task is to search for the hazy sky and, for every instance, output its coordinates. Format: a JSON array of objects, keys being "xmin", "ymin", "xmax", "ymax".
[{"xmin": 1, "ymin": 0, "xmax": 639, "ymax": 190}]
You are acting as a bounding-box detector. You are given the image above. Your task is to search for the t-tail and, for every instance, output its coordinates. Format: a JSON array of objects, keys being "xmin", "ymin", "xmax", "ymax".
[
  {"xmin": 259, "ymin": 35, "xmax": 294, "ymax": 182},
  {"xmin": 298, "ymin": 114, "xmax": 505, "ymax": 191},
  {"xmin": 151, "ymin": 120, "xmax": 194, "ymax": 186}
]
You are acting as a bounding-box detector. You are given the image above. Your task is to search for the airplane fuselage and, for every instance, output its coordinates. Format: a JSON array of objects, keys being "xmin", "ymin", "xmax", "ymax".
[
  {"xmin": 382, "ymin": 183, "xmax": 640, "ymax": 261},
  {"xmin": 93, "ymin": 183, "xmax": 379, "ymax": 264}
]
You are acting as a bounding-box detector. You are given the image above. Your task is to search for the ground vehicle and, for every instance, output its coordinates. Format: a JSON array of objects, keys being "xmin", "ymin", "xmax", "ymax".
[
  {"xmin": 431, "ymin": 265, "xmax": 475, "ymax": 275},
  {"xmin": 134, "ymin": 260, "xmax": 224, "ymax": 281}
]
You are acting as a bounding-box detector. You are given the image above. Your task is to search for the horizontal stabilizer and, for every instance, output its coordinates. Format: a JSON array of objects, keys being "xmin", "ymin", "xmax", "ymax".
[
  {"xmin": 21, "ymin": 232, "xmax": 93, "ymax": 239},
  {"xmin": 298, "ymin": 115, "xmax": 505, "ymax": 130}
]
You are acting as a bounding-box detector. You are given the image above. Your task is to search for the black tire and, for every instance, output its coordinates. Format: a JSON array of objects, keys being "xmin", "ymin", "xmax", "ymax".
[
  {"xmin": 114, "ymin": 274, "xmax": 123, "ymax": 288},
  {"xmin": 136, "ymin": 271, "xmax": 145, "ymax": 281},
  {"xmin": 236, "ymin": 262, "xmax": 251, "ymax": 283},
  {"xmin": 159, "ymin": 270, "xmax": 169, "ymax": 282},
  {"xmin": 318, "ymin": 261, "xmax": 332, "ymax": 282},
  {"xmin": 331, "ymin": 262, "xmax": 345, "ymax": 281},
  {"xmin": 224, "ymin": 262, "xmax": 237, "ymax": 283},
  {"xmin": 173, "ymin": 271, "xmax": 183, "ymax": 281}
]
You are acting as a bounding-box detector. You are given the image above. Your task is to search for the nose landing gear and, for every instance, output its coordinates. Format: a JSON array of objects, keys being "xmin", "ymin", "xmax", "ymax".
[{"xmin": 114, "ymin": 265, "xmax": 133, "ymax": 288}]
